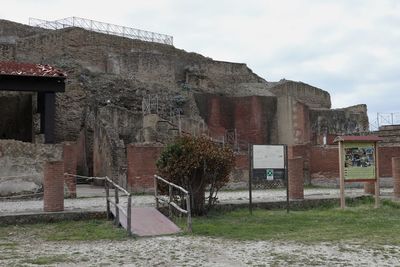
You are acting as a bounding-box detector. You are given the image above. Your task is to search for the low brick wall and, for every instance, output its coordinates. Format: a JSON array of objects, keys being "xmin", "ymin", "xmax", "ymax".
[
  {"xmin": 43, "ymin": 161, "xmax": 64, "ymax": 212},
  {"xmin": 378, "ymin": 146, "xmax": 400, "ymax": 177},
  {"xmin": 310, "ymin": 145, "xmax": 339, "ymax": 180},
  {"xmin": 127, "ymin": 144, "xmax": 164, "ymax": 192},
  {"xmin": 289, "ymin": 157, "xmax": 304, "ymax": 199},
  {"xmin": 393, "ymin": 157, "xmax": 400, "ymax": 198}
]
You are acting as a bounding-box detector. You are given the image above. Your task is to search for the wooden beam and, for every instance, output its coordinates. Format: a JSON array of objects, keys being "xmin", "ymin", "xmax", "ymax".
[{"xmin": 0, "ymin": 75, "xmax": 65, "ymax": 92}]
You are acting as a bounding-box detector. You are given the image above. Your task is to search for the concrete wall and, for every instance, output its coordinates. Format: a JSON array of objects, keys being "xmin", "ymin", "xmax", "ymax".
[
  {"xmin": 0, "ymin": 139, "xmax": 62, "ymax": 196},
  {"xmin": 269, "ymin": 81, "xmax": 331, "ymax": 109},
  {"xmin": 276, "ymin": 96, "xmax": 311, "ymax": 145}
]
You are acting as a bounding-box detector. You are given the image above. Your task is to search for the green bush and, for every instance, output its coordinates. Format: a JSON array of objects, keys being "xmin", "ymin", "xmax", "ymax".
[{"xmin": 157, "ymin": 135, "xmax": 235, "ymax": 215}]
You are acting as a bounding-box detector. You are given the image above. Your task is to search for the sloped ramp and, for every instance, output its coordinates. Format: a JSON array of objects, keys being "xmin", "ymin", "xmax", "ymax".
[
  {"xmin": 131, "ymin": 207, "xmax": 181, "ymax": 237},
  {"xmin": 111, "ymin": 206, "xmax": 181, "ymax": 237}
]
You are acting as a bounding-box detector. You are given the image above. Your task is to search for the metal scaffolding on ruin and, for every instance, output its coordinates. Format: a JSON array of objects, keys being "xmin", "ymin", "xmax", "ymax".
[
  {"xmin": 29, "ymin": 17, "xmax": 174, "ymax": 45},
  {"xmin": 369, "ymin": 112, "xmax": 400, "ymax": 131}
]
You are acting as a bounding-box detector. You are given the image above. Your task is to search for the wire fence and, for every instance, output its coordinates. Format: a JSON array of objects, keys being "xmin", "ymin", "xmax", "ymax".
[
  {"xmin": 29, "ymin": 17, "xmax": 173, "ymax": 45},
  {"xmin": 369, "ymin": 113, "xmax": 400, "ymax": 131}
]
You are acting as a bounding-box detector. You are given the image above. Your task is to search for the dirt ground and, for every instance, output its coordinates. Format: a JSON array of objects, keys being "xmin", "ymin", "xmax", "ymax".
[{"xmin": 1, "ymin": 234, "xmax": 400, "ymax": 266}]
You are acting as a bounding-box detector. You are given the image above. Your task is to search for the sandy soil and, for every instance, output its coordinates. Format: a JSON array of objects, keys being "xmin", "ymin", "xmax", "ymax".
[{"xmin": 1, "ymin": 234, "xmax": 399, "ymax": 266}]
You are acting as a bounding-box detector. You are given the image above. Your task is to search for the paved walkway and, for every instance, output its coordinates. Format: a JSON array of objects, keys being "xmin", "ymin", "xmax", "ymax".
[{"xmin": 0, "ymin": 185, "xmax": 394, "ymax": 215}]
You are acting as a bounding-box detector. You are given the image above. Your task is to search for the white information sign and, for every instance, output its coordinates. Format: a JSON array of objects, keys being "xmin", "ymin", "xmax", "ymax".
[{"xmin": 253, "ymin": 145, "xmax": 285, "ymax": 169}]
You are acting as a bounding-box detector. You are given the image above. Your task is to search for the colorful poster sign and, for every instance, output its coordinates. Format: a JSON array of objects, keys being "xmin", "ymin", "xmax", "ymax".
[{"xmin": 343, "ymin": 142, "xmax": 376, "ymax": 180}]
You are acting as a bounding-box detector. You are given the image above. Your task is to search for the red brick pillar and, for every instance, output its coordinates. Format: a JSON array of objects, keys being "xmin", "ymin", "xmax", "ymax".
[
  {"xmin": 364, "ymin": 181, "xmax": 375, "ymax": 194},
  {"xmin": 392, "ymin": 157, "xmax": 400, "ymax": 198},
  {"xmin": 289, "ymin": 157, "xmax": 304, "ymax": 200},
  {"xmin": 43, "ymin": 161, "xmax": 64, "ymax": 212},
  {"xmin": 63, "ymin": 142, "xmax": 77, "ymax": 198}
]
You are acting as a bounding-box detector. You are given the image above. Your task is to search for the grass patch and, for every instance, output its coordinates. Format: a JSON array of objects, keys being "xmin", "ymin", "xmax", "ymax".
[
  {"xmin": 0, "ymin": 242, "xmax": 18, "ymax": 249},
  {"xmin": 23, "ymin": 255, "xmax": 70, "ymax": 265},
  {"xmin": 189, "ymin": 197, "xmax": 400, "ymax": 244},
  {"xmin": 0, "ymin": 220, "xmax": 128, "ymax": 241}
]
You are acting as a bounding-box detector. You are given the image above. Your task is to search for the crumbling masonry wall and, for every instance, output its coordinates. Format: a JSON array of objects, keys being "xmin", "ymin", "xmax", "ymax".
[{"xmin": 0, "ymin": 140, "xmax": 62, "ymax": 196}]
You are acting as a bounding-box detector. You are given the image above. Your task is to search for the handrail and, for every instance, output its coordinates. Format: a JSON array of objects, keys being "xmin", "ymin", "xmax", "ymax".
[
  {"xmin": 64, "ymin": 173, "xmax": 133, "ymax": 236},
  {"xmin": 154, "ymin": 175, "xmax": 188, "ymax": 194},
  {"xmin": 105, "ymin": 176, "xmax": 130, "ymax": 196},
  {"xmin": 104, "ymin": 176, "xmax": 133, "ymax": 236},
  {"xmin": 154, "ymin": 175, "xmax": 192, "ymax": 232}
]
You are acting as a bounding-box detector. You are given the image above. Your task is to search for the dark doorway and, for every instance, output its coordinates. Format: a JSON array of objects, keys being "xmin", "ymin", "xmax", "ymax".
[{"xmin": 0, "ymin": 92, "xmax": 32, "ymax": 142}]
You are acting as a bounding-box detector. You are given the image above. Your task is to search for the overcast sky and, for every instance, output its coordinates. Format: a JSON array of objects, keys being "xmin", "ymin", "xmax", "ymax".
[{"xmin": 2, "ymin": 0, "xmax": 399, "ymax": 124}]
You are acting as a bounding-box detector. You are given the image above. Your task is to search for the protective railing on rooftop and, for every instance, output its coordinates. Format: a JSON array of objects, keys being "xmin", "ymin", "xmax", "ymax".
[{"xmin": 29, "ymin": 17, "xmax": 173, "ymax": 46}]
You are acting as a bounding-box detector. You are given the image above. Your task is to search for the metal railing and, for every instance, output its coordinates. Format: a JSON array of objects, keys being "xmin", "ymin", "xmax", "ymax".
[
  {"xmin": 154, "ymin": 175, "xmax": 192, "ymax": 232},
  {"xmin": 105, "ymin": 176, "xmax": 133, "ymax": 236},
  {"xmin": 29, "ymin": 17, "xmax": 173, "ymax": 45},
  {"xmin": 64, "ymin": 173, "xmax": 133, "ymax": 235}
]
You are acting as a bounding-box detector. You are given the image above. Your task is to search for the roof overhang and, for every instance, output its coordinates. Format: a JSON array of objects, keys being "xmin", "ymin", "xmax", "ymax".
[
  {"xmin": 0, "ymin": 74, "xmax": 65, "ymax": 92},
  {"xmin": 333, "ymin": 135, "xmax": 383, "ymax": 143}
]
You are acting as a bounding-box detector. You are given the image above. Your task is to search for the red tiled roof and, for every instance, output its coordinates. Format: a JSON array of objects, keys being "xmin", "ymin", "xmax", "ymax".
[
  {"xmin": 0, "ymin": 61, "xmax": 66, "ymax": 78},
  {"xmin": 334, "ymin": 135, "xmax": 383, "ymax": 143}
]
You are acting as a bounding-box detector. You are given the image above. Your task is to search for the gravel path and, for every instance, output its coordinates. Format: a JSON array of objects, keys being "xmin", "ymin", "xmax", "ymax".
[
  {"xmin": 0, "ymin": 188, "xmax": 393, "ymax": 214},
  {"xmin": 0, "ymin": 187, "xmax": 398, "ymax": 266},
  {"xmin": 1, "ymin": 235, "xmax": 399, "ymax": 266}
]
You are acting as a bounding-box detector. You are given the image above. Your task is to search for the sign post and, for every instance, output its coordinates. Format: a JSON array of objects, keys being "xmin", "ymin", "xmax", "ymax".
[
  {"xmin": 334, "ymin": 136, "xmax": 383, "ymax": 209},
  {"xmin": 249, "ymin": 144, "xmax": 288, "ymax": 214}
]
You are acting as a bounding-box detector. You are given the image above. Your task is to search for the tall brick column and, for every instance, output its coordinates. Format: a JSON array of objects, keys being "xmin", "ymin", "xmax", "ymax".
[
  {"xmin": 289, "ymin": 157, "xmax": 304, "ymax": 200},
  {"xmin": 392, "ymin": 157, "xmax": 400, "ymax": 198},
  {"xmin": 63, "ymin": 142, "xmax": 77, "ymax": 198},
  {"xmin": 43, "ymin": 161, "xmax": 64, "ymax": 212},
  {"xmin": 364, "ymin": 181, "xmax": 375, "ymax": 194}
]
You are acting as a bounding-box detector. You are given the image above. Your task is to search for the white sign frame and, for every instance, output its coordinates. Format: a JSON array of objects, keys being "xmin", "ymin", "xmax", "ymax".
[{"xmin": 253, "ymin": 145, "xmax": 285, "ymax": 169}]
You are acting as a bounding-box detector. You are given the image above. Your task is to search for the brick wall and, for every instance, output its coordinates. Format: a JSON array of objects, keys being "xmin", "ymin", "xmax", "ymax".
[
  {"xmin": 288, "ymin": 143, "xmax": 311, "ymax": 183},
  {"xmin": 310, "ymin": 145, "xmax": 339, "ymax": 180},
  {"xmin": 195, "ymin": 94, "xmax": 278, "ymax": 146},
  {"xmin": 378, "ymin": 146, "xmax": 400, "ymax": 177},
  {"xmin": 43, "ymin": 161, "xmax": 64, "ymax": 212},
  {"xmin": 308, "ymin": 145, "xmax": 400, "ymax": 182},
  {"xmin": 289, "ymin": 157, "xmax": 304, "ymax": 199},
  {"xmin": 127, "ymin": 144, "xmax": 164, "ymax": 192},
  {"xmin": 293, "ymin": 101, "xmax": 311, "ymax": 144}
]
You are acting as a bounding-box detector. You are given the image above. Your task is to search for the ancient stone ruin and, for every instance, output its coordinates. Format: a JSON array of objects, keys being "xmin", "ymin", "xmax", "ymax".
[{"xmin": 0, "ymin": 18, "xmax": 373, "ymax": 195}]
